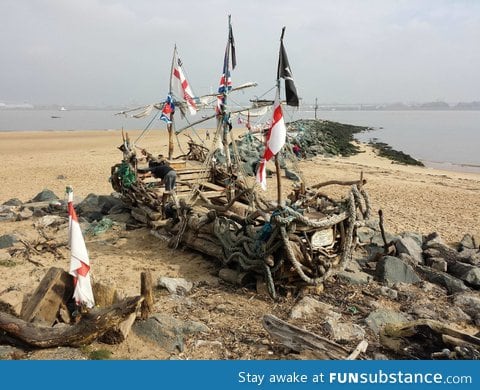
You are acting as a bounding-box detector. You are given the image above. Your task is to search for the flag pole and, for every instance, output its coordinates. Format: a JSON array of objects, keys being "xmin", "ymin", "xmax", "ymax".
[
  {"xmin": 274, "ymin": 28, "xmax": 286, "ymax": 206},
  {"xmin": 167, "ymin": 45, "xmax": 176, "ymax": 160},
  {"xmin": 222, "ymin": 15, "xmax": 233, "ymax": 174}
]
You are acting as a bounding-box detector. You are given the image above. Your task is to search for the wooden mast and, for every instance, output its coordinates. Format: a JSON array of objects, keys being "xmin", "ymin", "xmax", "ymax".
[{"xmin": 167, "ymin": 45, "xmax": 176, "ymax": 161}]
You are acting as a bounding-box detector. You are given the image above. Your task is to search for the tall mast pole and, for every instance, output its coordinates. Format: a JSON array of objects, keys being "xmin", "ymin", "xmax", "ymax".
[
  {"xmin": 274, "ymin": 27, "xmax": 287, "ymax": 206},
  {"xmin": 167, "ymin": 45, "xmax": 176, "ymax": 161},
  {"xmin": 222, "ymin": 15, "xmax": 233, "ymax": 173},
  {"xmin": 315, "ymin": 97, "xmax": 318, "ymax": 120}
]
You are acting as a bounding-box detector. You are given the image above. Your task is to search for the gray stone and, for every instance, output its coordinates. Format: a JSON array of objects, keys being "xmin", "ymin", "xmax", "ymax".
[
  {"xmin": 0, "ymin": 250, "xmax": 12, "ymax": 261},
  {"xmin": 35, "ymin": 215, "xmax": 66, "ymax": 228},
  {"xmin": 428, "ymin": 257, "xmax": 448, "ymax": 272},
  {"xmin": 357, "ymin": 227, "xmax": 376, "ymax": 244},
  {"xmin": 395, "ymin": 236, "xmax": 423, "ymax": 264},
  {"xmin": 31, "ymin": 189, "xmax": 59, "ymax": 202},
  {"xmin": 376, "ymin": 256, "xmax": 421, "ymax": 284},
  {"xmin": 0, "ymin": 234, "xmax": 18, "ymax": 249},
  {"xmin": 325, "ymin": 321, "xmax": 366, "ymax": 342},
  {"xmin": 423, "ymin": 232, "xmax": 446, "ymax": 247},
  {"xmin": 337, "ymin": 269, "xmax": 373, "ymax": 285},
  {"xmin": 133, "ymin": 313, "xmax": 209, "ymax": 352},
  {"xmin": 284, "ymin": 168, "xmax": 300, "ymax": 181},
  {"xmin": 290, "ymin": 296, "xmax": 341, "ymax": 321},
  {"xmin": 16, "ymin": 208, "xmax": 33, "ymax": 220},
  {"xmin": 365, "ymin": 309, "xmax": 409, "ymax": 334},
  {"xmin": 375, "ymin": 286, "xmax": 398, "ymax": 300},
  {"xmin": 415, "ymin": 264, "xmax": 468, "ymax": 294},
  {"xmin": 3, "ymin": 198, "xmax": 22, "ymax": 206},
  {"xmin": 371, "ymin": 232, "xmax": 397, "ymax": 247},
  {"xmin": 453, "ymin": 293, "xmax": 480, "ymax": 325},
  {"xmin": 158, "ymin": 276, "xmax": 193, "ymax": 295},
  {"xmin": 401, "ymin": 232, "xmax": 423, "ymax": 247},
  {"xmin": 447, "ymin": 262, "xmax": 480, "ymax": 287},
  {"xmin": 459, "ymin": 234, "xmax": 477, "ymax": 251}
]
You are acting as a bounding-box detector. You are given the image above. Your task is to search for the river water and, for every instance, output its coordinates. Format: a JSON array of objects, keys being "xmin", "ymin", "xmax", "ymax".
[{"xmin": 1, "ymin": 108, "xmax": 479, "ymax": 173}]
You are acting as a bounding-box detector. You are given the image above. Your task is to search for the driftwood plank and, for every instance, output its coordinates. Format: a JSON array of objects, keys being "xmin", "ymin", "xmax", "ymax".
[
  {"xmin": 262, "ymin": 314, "xmax": 353, "ymax": 359},
  {"xmin": 20, "ymin": 267, "xmax": 74, "ymax": 326},
  {"xmin": 1, "ymin": 296, "xmax": 143, "ymax": 348}
]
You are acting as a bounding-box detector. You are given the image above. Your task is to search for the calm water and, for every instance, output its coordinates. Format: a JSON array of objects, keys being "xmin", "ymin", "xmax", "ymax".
[{"xmin": 1, "ymin": 108, "xmax": 479, "ymax": 173}]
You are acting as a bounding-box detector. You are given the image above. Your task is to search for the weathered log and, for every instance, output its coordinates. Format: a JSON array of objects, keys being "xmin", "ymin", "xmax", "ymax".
[
  {"xmin": 262, "ymin": 314, "xmax": 354, "ymax": 359},
  {"xmin": 174, "ymin": 229, "xmax": 224, "ymax": 259},
  {"xmin": 140, "ymin": 271, "xmax": 154, "ymax": 320},
  {"xmin": 20, "ymin": 267, "xmax": 74, "ymax": 326},
  {"xmin": 0, "ymin": 296, "xmax": 143, "ymax": 348}
]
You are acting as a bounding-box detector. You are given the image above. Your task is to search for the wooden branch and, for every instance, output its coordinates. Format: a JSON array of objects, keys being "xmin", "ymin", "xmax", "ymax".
[
  {"xmin": 310, "ymin": 179, "xmax": 366, "ymax": 190},
  {"xmin": 140, "ymin": 271, "xmax": 154, "ymax": 320},
  {"xmin": 0, "ymin": 296, "xmax": 143, "ymax": 348}
]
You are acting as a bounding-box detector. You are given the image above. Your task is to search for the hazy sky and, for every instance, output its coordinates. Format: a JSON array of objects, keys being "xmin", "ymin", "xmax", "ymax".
[{"xmin": 1, "ymin": 0, "xmax": 479, "ymax": 106}]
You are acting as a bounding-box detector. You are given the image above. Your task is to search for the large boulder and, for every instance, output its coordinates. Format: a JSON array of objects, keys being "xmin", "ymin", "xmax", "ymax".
[{"xmin": 30, "ymin": 189, "xmax": 59, "ymax": 202}]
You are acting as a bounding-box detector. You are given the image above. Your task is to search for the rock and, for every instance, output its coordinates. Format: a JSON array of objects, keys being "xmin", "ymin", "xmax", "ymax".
[
  {"xmin": 427, "ymin": 257, "xmax": 448, "ymax": 272},
  {"xmin": 375, "ymin": 286, "xmax": 398, "ymax": 300},
  {"xmin": 0, "ymin": 250, "xmax": 12, "ymax": 261},
  {"xmin": 395, "ymin": 236, "xmax": 423, "ymax": 264},
  {"xmin": 284, "ymin": 168, "xmax": 300, "ymax": 181},
  {"xmin": 453, "ymin": 293, "xmax": 480, "ymax": 325},
  {"xmin": 3, "ymin": 198, "xmax": 22, "ymax": 206},
  {"xmin": 364, "ymin": 309, "xmax": 409, "ymax": 334},
  {"xmin": 16, "ymin": 208, "xmax": 33, "ymax": 220},
  {"xmin": 35, "ymin": 215, "xmax": 66, "ymax": 228},
  {"xmin": 400, "ymin": 232, "xmax": 423, "ymax": 247},
  {"xmin": 356, "ymin": 227, "xmax": 375, "ymax": 244},
  {"xmin": 375, "ymin": 256, "xmax": 421, "ymax": 284},
  {"xmin": 337, "ymin": 270, "xmax": 373, "ymax": 285},
  {"xmin": 158, "ymin": 276, "xmax": 193, "ymax": 295},
  {"xmin": 446, "ymin": 262, "xmax": 480, "ymax": 287},
  {"xmin": 133, "ymin": 313, "xmax": 209, "ymax": 352},
  {"xmin": 290, "ymin": 296, "xmax": 341, "ymax": 321},
  {"xmin": 371, "ymin": 232, "xmax": 397, "ymax": 247},
  {"xmin": 415, "ymin": 264, "xmax": 468, "ymax": 294},
  {"xmin": 324, "ymin": 321, "xmax": 366, "ymax": 342},
  {"xmin": 423, "ymin": 232, "xmax": 445, "ymax": 247},
  {"xmin": 459, "ymin": 234, "xmax": 477, "ymax": 251},
  {"xmin": 0, "ymin": 234, "xmax": 18, "ymax": 249},
  {"xmin": 31, "ymin": 189, "xmax": 59, "ymax": 202}
]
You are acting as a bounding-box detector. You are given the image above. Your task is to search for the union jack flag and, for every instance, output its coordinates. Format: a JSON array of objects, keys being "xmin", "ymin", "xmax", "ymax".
[
  {"xmin": 217, "ymin": 17, "xmax": 236, "ymax": 114},
  {"xmin": 160, "ymin": 94, "xmax": 175, "ymax": 124}
]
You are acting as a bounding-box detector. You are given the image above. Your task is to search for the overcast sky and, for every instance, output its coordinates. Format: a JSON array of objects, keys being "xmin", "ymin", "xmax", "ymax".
[{"xmin": 1, "ymin": 0, "xmax": 479, "ymax": 106}]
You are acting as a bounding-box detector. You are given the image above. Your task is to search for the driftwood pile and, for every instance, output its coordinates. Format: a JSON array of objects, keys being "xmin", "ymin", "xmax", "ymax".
[
  {"xmin": 0, "ymin": 267, "xmax": 153, "ymax": 349},
  {"xmin": 112, "ymin": 146, "xmax": 372, "ymax": 298}
]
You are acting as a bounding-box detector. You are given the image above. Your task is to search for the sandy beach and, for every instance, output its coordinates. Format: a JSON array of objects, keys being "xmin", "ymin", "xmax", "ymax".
[
  {"xmin": 1, "ymin": 128, "xmax": 479, "ymax": 360},
  {"xmin": 1, "ymin": 129, "xmax": 479, "ymax": 243}
]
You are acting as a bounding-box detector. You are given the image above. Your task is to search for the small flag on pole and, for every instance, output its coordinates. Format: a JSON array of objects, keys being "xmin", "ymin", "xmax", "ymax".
[
  {"xmin": 256, "ymin": 90, "xmax": 287, "ymax": 190},
  {"xmin": 278, "ymin": 27, "xmax": 299, "ymax": 107},
  {"xmin": 160, "ymin": 94, "xmax": 175, "ymax": 124},
  {"xmin": 172, "ymin": 50, "xmax": 197, "ymax": 115},
  {"xmin": 216, "ymin": 16, "xmax": 237, "ymax": 114},
  {"xmin": 67, "ymin": 186, "xmax": 95, "ymax": 308}
]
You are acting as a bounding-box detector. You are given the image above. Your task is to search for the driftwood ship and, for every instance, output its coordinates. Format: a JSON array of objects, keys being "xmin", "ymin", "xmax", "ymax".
[{"xmin": 110, "ymin": 20, "xmax": 371, "ymax": 299}]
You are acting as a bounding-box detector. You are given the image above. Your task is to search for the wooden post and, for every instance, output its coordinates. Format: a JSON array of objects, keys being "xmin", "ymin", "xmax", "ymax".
[
  {"xmin": 167, "ymin": 121, "xmax": 174, "ymax": 161},
  {"xmin": 140, "ymin": 271, "xmax": 154, "ymax": 320},
  {"xmin": 274, "ymin": 154, "xmax": 282, "ymax": 206}
]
